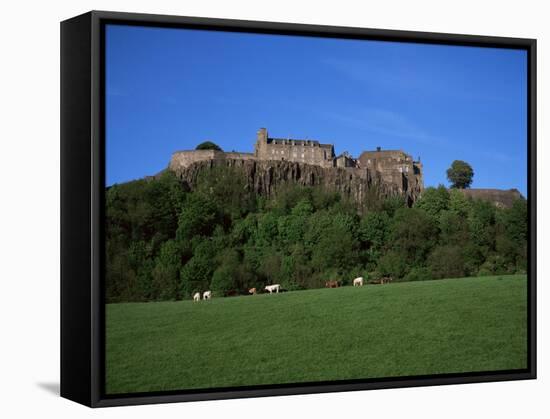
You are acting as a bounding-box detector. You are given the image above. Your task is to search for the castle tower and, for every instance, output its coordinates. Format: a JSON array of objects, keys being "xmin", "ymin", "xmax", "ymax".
[{"xmin": 254, "ymin": 128, "xmax": 268, "ymax": 158}]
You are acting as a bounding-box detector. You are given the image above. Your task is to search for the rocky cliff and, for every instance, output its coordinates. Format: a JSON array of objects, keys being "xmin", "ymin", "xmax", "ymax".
[
  {"xmin": 168, "ymin": 158, "xmax": 423, "ymax": 207},
  {"xmin": 458, "ymin": 188, "xmax": 524, "ymax": 208}
]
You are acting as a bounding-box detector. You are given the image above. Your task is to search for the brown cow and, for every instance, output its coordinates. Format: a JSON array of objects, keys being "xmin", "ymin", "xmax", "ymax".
[
  {"xmin": 381, "ymin": 276, "xmax": 393, "ymax": 284},
  {"xmin": 325, "ymin": 280, "xmax": 340, "ymax": 288},
  {"xmin": 368, "ymin": 277, "xmax": 393, "ymax": 285},
  {"xmin": 248, "ymin": 287, "xmax": 257, "ymax": 295}
]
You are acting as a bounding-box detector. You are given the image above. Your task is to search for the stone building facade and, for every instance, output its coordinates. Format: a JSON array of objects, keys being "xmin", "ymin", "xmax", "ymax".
[
  {"xmin": 253, "ymin": 128, "xmax": 335, "ymax": 168},
  {"xmin": 169, "ymin": 127, "xmax": 424, "ymax": 200},
  {"xmin": 358, "ymin": 148, "xmax": 423, "ymax": 195}
]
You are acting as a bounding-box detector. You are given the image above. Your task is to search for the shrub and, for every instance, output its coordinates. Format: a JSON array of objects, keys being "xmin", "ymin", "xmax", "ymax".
[
  {"xmin": 404, "ymin": 267, "xmax": 433, "ymax": 282},
  {"xmin": 377, "ymin": 250, "xmax": 408, "ymax": 279},
  {"xmin": 477, "ymin": 254, "xmax": 512, "ymax": 276},
  {"xmin": 195, "ymin": 141, "xmax": 222, "ymax": 151},
  {"xmin": 428, "ymin": 245, "xmax": 465, "ymax": 279}
]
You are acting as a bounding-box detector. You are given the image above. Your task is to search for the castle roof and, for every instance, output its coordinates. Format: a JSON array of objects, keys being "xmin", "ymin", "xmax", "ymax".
[
  {"xmin": 336, "ymin": 152, "xmax": 354, "ymax": 160},
  {"xmin": 267, "ymin": 137, "xmax": 333, "ymax": 149},
  {"xmin": 359, "ymin": 149, "xmax": 410, "ymax": 160}
]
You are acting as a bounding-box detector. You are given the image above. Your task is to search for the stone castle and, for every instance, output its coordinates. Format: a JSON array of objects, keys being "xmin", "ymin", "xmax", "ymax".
[{"xmin": 169, "ymin": 128, "xmax": 424, "ymax": 204}]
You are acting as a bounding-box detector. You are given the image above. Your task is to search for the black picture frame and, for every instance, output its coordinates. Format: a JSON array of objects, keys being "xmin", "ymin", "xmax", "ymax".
[{"xmin": 60, "ymin": 10, "xmax": 537, "ymax": 408}]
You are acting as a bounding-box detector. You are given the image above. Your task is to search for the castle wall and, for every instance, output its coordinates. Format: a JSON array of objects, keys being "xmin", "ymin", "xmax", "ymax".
[
  {"xmin": 259, "ymin": 142, "xmax": 334, "ymax": 168},
  {"xmin": 254, "ymin": 128, "xmax": 335, "ymax": 168},
  {"xmin": 358, "ymin": 150, "xmax": 423, "ymax": 197},
  {"xmin": 169, "ymin": 150, "xmax": 218, "ymax": 171},
  {"xmin": 169, "ymin": 150, "xmax": 254, "ymax": 171},
  {"xmin": 225, "ymin": 152, "xmax": 256, "ymax": 160},
  {"xmin": 336, "ymin": 155, "xmax": 356, "ymax": 168}
]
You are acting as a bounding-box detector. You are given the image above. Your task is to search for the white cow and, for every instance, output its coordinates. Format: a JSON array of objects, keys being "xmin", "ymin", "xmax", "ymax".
[
  {"xmin": 264, "ymin": 284, "xmax": 281, "ymax": 294},
  {"xmin": 353, "ymin": 277, "xmax": 364, "ymax": 287},
  {"xmin": 203, "ymin": 290, "xmax": 212, "ymax": 300},
  {"xmin": 193, "ymin": 292, "xmax": 201, "ymax": 302}
]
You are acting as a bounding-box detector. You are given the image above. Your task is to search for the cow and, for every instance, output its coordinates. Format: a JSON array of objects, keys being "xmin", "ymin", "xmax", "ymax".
[
  {"xmin": 193, "ymin": 292, "xmax": 201, "ymax": 302},
  {"xmin": 248, "ymin": 287, "xmax": 257, "ymax": 295},
  {"xmin": 368, "ymin": 277, "xmax": 393, "ymax": 285},
  {"xmin": 203, "ymin": 290, "xmax": 212, "ymax": 300},
  {"xmin": 381, "ymin": 276, "xmax": 393, "ymax": 285},
  {"xmin": 264, "ymin": 284, "xmax": 281, "ymax": 294},
  {"xmin": 325, "ymin": 280, "xmax": 340, "ymax": 288},
  {"xmin": 353, "ymin": 277, "xmax": 364, "ymax": 287}
]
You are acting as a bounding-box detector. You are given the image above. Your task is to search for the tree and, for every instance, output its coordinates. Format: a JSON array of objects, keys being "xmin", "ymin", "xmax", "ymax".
[
  {"xmin": 176, "ymin": 194, "xmax": 220, "ymax": 243},
  {"xmin": 438, "ymin": 210, "xmax": 469, "ymax": 246},
  {"xmin": 211, "ymin": 249, "xmax": 254, "ymax": 295},
  {"xmin": 447, "ymin": 160, "xmax": 474, "ymax": 189},
  {"xmin": 468, "ymin": 199, "xmax": 496, "ymax": 251},
  {"xmin": 377, "ymin": 250, "xmax": 408, "ymax": 279},
  {"xmin": 448, "ymin": 188, "xmax": 472, "ymax": 217},
  {"xmin": 179, "ymin": 239, "xmax": 218, "ymax": 297},
  {"xmin": 388, "ymin": 207, "xmax": 438, "ymax": 268},
  {"xmin": 500, "ymin": 198, "xmax": 527, "ymax": 243},
  {"xmin": 151, "ymin": 240, "xmax": 181, "ymax": 300},
  {"xmin": 415, "ymin": 185, "xmax": 450, "ymax": 218},
  {"xmin": 195, "ymin": 141, "xmax": 222, "ymax": 151},
  {"xmin": 428, "ymin": 245, "xmax": 465, "ymax": 279},
  {"xmin": 358, "ymin": 211, "xmax": 390, "ymax": 267}
]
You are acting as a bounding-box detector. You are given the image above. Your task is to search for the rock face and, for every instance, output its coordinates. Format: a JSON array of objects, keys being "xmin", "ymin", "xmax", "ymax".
[
  {"xmin": 458, "ymin": 188, "xmax": 524, "ymax": 208},
  {"xmin": 169, "ymin": 158, "xmax": 423, "ymax": 208}
]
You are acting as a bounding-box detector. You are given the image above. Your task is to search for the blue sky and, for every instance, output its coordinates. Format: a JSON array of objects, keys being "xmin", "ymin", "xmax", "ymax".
[{"xmin": 106, "ymin": 24, "xmax": 527, "ymax": 195}]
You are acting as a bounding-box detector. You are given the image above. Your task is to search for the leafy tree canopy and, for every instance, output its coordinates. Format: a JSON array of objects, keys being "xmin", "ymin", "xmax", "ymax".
[
  {"xmin": 447, "ymin": 160, "xmax": 474, "ymax": 189},
  {"xmin": 415, "ymin": 185, "xmax": 450, "ymax": 218},
  {"xmin": 196, "ymin": 141, "xmax": 222, "ymax": 151}
]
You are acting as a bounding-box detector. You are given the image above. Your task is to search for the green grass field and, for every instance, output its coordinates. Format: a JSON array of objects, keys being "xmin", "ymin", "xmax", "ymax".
[{"xmin": 105, "ymin": 274, "xmax": 527, "ymax": 394}]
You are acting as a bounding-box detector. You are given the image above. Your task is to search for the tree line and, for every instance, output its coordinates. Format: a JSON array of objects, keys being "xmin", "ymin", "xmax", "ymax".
[{"xmin": 105, "ymin": 167, "xmax": 527, "ymax": 303}]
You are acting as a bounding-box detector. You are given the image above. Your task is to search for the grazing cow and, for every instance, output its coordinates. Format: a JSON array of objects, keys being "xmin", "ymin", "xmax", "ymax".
[
  {"xmin": 325, "ymin": 280, "xmax": 339, "ymax": 288},
  {"xmin": 368, "ymin": 277, "xmax": 393, "ymax": 285},
  {"xmin": 248, "ymin": 287, "xmax": 257, "ymax": 295},
  {"xmin": 381, "ymin": 276, "xmax": 393, "ymax": 285},
  {"xmin": 203, "ymin": 290, "xmax": 212, "ymax": 300},
  {"xmin": 353, "ymin": 277, "xmax": 364, "ymax": 287},
  {"xmin": 193, "ymin": 292, "xmax": 200, "ymax": 302},
  {"xmin": 264, "ymin": 284, "xmax": 281, "ymax": 294}
]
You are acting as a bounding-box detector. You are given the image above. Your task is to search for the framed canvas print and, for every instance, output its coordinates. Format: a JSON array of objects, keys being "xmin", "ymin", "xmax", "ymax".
[{"xmin": 60, "ymin": 10, "xmax": 536, "ymax": 407}]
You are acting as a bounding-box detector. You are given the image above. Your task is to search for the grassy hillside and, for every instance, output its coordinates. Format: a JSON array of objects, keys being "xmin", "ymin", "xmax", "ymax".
[{"xmin": 105, "ymin": 274, "xmax": 527, "ymax": 394}]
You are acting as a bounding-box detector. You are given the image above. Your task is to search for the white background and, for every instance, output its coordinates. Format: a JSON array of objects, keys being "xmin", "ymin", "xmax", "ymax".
[{"xmin": 0, "ymin": 0, "xmax": 547, "ymax": 417}]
